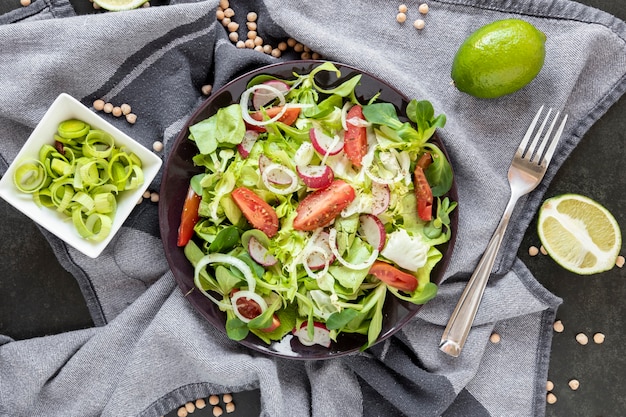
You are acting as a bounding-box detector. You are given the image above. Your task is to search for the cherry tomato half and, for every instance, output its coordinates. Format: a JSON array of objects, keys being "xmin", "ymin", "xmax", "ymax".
[
  {"xmin": 369, "ymin": 261, "xmax": 418, "ymax": 292},
  {"xmin": 231, "ymin": 186, "xmax": 279, "ymax": 238}
]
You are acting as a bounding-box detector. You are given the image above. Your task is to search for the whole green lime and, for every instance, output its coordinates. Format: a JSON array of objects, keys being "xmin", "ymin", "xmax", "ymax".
[{"xmin": 451, "ymin": 19, "xmax": 546, "ymax": 99}]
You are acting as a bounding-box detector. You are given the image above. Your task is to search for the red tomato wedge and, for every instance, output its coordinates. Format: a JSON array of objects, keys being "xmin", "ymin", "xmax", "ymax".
[
  {"xmin": 231, "ymin": 187, "xmax": 279, "ymax": 238},
  {"xmin": 343, "ymin": 105, "xmax": 368, "ymax": 167},
  {"xmin": 177, "ymin": 186, "xmax": 202, "ymax": 247},
  {"xmin": 369, "ymin": 261, "xmax": 418, "ymax": 292},
  {"xmin": 293, "ymin": 179, "xmax": 356, "ymax": 231},
  {"xmin": 413, "ymin": 166, "xmax": 433, "ymax": 221},
  {"xmin": 247, "ymin": 106, "xmax": 300, "ymax": 132},
  {"xmin": 259, "ymin": 314, "xmax": 281, "ymax": 333}
]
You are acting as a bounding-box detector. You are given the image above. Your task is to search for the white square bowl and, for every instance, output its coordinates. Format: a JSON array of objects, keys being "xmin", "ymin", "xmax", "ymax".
[{"xmin": 0, "ymin": 93, "xmax": 162, "ymax": 258}]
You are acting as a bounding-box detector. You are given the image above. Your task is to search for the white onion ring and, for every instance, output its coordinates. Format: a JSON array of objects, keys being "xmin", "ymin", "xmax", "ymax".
[
  {"xmin": 240, "ymin": 84, "xmax": 287, "ymax": 126},
  {"xmin": 231, "ymin": 290, "xmax": 268, "ymax": 323},
  {"xmin": 328, "ymin": 228, "xmax": 379, "ymax": 270},
  {"xmin": 261, "ymin": 163, "xmax": 300, "ymax": 195},
  {"xmin": 302, "ymin": 246, "xmax": 331, "ymax": 280}
]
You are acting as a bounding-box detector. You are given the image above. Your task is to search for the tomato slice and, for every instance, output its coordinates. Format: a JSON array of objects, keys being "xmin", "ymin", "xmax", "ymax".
[
  {"xmin": 413, "ymin": 166, "xmax": 433, "ymax": 221},
  {"xmin": 231, "ymin": 187, "xmax": 279, "ymax": 238},
  {"xmin": 343, "ymin": 105, "xmax": 368, "ymax": 167},
  {"xmin": 369, "ymin": 261, "xmax": 418, "ymax": 292},
  {"xmin": 259, "ymin": 314, "xmax": 281, "ymax": 333},
  {"xmin": 234, "ymin": 295, "xmax": 263, "ymax": 320},
  {"xmin": 417, "ymin": 152, "xmax": 432, "ymax": 170},
  {"xmin": 293, "ymin": 179, "xmax": 356, "ymax": 231},
  {"xmin": 247, "ymin": 106, "xmax": 300, "ymax": 132},
  {"xmin": 177, "ymin": 186, "xmax": 202, "ymax": 247}
]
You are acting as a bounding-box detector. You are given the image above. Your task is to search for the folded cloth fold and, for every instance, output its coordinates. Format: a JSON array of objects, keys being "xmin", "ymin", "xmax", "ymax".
[{"xmin": 0, "ymin": 0, "xmax": 624, "ymax": 416}]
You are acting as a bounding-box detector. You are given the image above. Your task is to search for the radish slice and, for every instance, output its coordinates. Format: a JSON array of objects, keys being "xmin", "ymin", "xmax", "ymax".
[
  {"xmin": 310, "ymin": 128, "xmax": 344, "ymax": 156},
  {"xmin": 328, "ymin": 228, "xmax": 379, "ymax": 270},
  {"xmin": 303, "ymin": 246, "xmax": 331, "ymax": 279},
  {"xmin": 252, "ymin": 80, "xmax": 290, "ymax": 110},
  {"xmin": 371, "ymin": 182, "xmax": 390, "ymax": 215},
  {"xmin": 248, "ymin": 236, "xmax": 278, "ymax": 267},
  {"xmin": 261, "ymin": 163, "xmax": 299, "ymax": 195},
  {"xmin": 294, "ymin": 142, "xmax": 315, "ymax": 166},
  {"xmin": 195, "ymin": 253, "xmax": 257, "ymax": 293},
  {"xmin": 304, "ymin": 230, "xmax": 334, "ymax": 270},
  {"xmin": 231, "ymin": 290, "xmax": 268, "ymax": 323},
  {"xmin": 237, "ymin": 130, "xmax": 259, "ymax": 158},
  {"xmin": 296, "ymin": 164, "xmax": 334, "ymax": 189},
  {"xmin": 359, "ymin": 214, "xmax": 386, "ymax": 252},
  {"xmin": 293, "ymin": 322, "xmax": 331, "ymax": 347}
]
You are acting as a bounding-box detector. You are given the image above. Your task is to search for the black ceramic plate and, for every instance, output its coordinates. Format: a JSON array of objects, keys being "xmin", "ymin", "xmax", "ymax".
[{"xmin": 159, "ymin": 60, "xmax": 458, "ymax": 359}]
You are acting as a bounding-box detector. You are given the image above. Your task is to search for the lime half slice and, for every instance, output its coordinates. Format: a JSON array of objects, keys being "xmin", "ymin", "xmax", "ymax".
[
  {"xmin": 93, "ymin": 0, "xmax": 148, "ymax": 11},
  {"xmin": 538, "ymin": 194, "xmax": 622, "ymax": 275}
]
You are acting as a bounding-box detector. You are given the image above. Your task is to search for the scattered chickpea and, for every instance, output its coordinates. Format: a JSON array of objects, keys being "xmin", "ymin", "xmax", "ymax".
[
  {"xmin": 489, "ymin": 332, "xmax": 501, "ymax": 344},
  {"xmin": 195, "ymin": 398, "xmax": 207, "ymax": 409},
  {"xmin": 528, "ymin": 246, "xmax": 539, "ymax": 256},
  {"xmin": 208, "ymin": 395, "xmax": 219, "ymax": 406},
  {"xmin": 152, "ymin": 141, "xmax": 164, "ymax": 152},
  {"xmin": 227, "ymin": 21, "xmax": 239, "ymax": 32},
  {"xmin": 398, "ymin": 4, "xmax": 408, "ymax": 13},
  {"xmin": 546, "ymin": 392, "xmax": 557, "ymax": 404},
  {"xmin": 142, "ymin": 190, "xmax": 151, "ymax": 199},
  {"xmin": 247, "ymin": 30, "xmax": 257, "ymax": 40},
  {"xmin": 185, "ymin": 402, "xmax": 195, "ymax": 413},
  {"xmin": 593, "ymin": 332, "xmax": 605, "ymax": 344},
  {"xmin": 112, "ymin": 106, "xmax": 122, "ymax": 117},
  {"xmin": 247, "ymin": 21, "xmax": 257, "ymax": 31},
  {"xmin": 263, "ymin": 44, "xmax": 273, "ymax": 54},
  {"xmin": 20, "ymin": 0, "xmax": 31, "ymax": 6},
  {"xmin": 271, "ymin": 48, "xmax": 282, "ymax": 58},
  {"xmin": 396, "ymin": 12, "xmax": 407, "ymax": 23},
  {"xmin": 223, "ymin": 7, "xmax": 235, "ymax": 18},
  {"xmin": 120, "ymin": 103, "xmax": 132, "ymax": 115},
  {"xmin": 225, "ymin": 402, "xmax": 235, "ymax": 413},
  {"xmin": 126, "ymin": 113, "xmax": 137, "ymax": 124},
  {"xmin": 92, "ymin": 2, "xmax": 100, "ymax": 9},
  {"xmin": 414, "ymin": 19, "xmax": 425, "ymax": 30},
  {"xmin": 93, "ymin": 99, "xmax": 105, "ymax": 111},
  {"xmin": 150, "ymin": 192, "xmax": 160, "ymax": 203},
  {"xmin": 418, "ymin": 3, "xmax": 429, "ymax": 14},
  {"xmin": 201, "ymin": 84, "xmax": 213, "ymax": 96},
  {"xmin": 222, "ymin": 393, "xmax": 233, "ymax": 403},
  {"xmin": 575, "ymin": 333, "xmax": 589, "ymax": 345},
  {"xmin": 218, "ymin": 0, "xmax": 228, "ymax": 9},
  {"xmin": 568, "ymin": 379, "xmax": 580, "ymax": 390},
  {"xmin": 244, "ymin": 39, "xmax": 255, "ymax": 48},
  {"xmin": 216, "ymin": 9, "xmax": 225, "ymax": 20},
  {"xmin": 176, "ymin": 406, "xmax": 188, "ymax": 417},
  {"xmin": 136, "ymin": 196, "xmax": 143, "ymax": 205},
  {"xmin": 229, "ymin": 32, "xmax": 239, "ymax": 43},
  {"xmin": 103, "ymin": 102, "xmax": 114, "ymax": 113},
  {"xmin": 247, "ymin": 11, "xmax": 258, "ymax": 22},
  {"xmin": 254, "ymin": 45, "xmax": 264, "ymax": 53},
  {"xmin": 616, "ymin": 255, "xmax": 625, "ymax": 268},
  {"xmin": 213, "ymin": 405, "xmax": 224, "ymax": 417},
  {"xmin": 312, "ymin": 52, "xmax": 322, "ymax": 60},
  {"xmin": 254, "ymin": 36, "xmax": 264, "ymax": 46},
  {"xmin": 236, "ymin": 40, "xmax": 246, "ymax": 48},
  {"xmin": 277, "ymin": 41, "xmax": 288, "ymax": 51},
  {"xmin": 287, "ymin": 38, "xmax": 297, "ymax": 47},
  {"xmin": 221, "ymin": 17, "xmax": 231, "ymax": 27},
  {"xmin": 540, "ymin": 245, "xmax": 548, "ymax": 255},
  {"xmin": 546, "ymin": 380, "xmax": 554, "ymax": 391},
  {"xmin": 293, "ymin": 43, "xmax": 304, "ymax": 53},
  {"xmin": 553, "ymin": 320, "xmax": 564, "ymax": 333}
]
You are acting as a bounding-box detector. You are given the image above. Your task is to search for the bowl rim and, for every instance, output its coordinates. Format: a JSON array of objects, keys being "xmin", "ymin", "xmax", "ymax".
[
  {"xmin": 159, "ymin": 60, "xmax": 458, "ymax": 359},
  {"xmin": 0, "ymin": 93, "xmax": 163, "ymax": 258}
]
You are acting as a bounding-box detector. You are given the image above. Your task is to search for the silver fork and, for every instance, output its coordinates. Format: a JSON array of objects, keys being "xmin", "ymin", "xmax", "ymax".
[{"xmin": 439, "ymin": 106, "xmax": 568, "ymax": 358}]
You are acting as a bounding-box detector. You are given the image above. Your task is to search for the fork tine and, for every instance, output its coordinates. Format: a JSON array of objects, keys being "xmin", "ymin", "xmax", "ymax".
[
  {"xmin": 539, "ymin": 113, "xmax": 568, "ymax": 166},
  {"xmin": 532, "ymin": 110, "xmax": 559, "ymax": 163},
  {"xmin": 516, "ymin": 105, "xmax": 545, "ymax": 159},
  {"xmin": 526, "ymin": 108, "xmax": 552, "ymax": 160}
]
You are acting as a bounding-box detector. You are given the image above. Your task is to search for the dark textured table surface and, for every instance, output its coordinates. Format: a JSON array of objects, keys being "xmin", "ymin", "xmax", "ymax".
[{"xmin": 1, "ymin": 1, "xmax": 624, "ymax": 416}]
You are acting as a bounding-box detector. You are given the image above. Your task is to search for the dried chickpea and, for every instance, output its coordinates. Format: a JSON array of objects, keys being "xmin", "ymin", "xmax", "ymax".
[
  {"xmin": 21, "ymin": 0, "xmax": 31, "ymax": 6},
  {"xmin": 575, "ymin": 333, "xmax": 589, "ymax": 345},
  {"xmin": 540, "ymin": 245, "xmax": 548, "ymax": 255},
  {"xmin": 120, "ymin": 103, "xmax": 131, "ymax": 115},
  {"xmin": 616, "ymin": 255, "xmax": 625, "ymax": 268},
  {"xmin": 185, "ymin": 402, "xmax": 195, "ymax": 413},
  {"xmin": 312, "ymin": 52, "xmax": 322, "ymax": 60},
  {"xmin": 112, "ymin": 106, "xmax": 122, "ymax": 117},
  {"xmin": 396, "ymin": 12, "xmax": 407, "ymax": 23},
  {"xmin": 222, "ymin": 393, "xmax": 233, "ymax": 403},
  {"xmin": 126, "ymin": 113, "xmax": 137, "ymax": 124},
  {"xmin": 227, "ymin": 21, "xmax": 239, "ymax": 32},
  {"xmin": 229, "ymin": 32, "xmax": 239, "ymax": 43},
  {"xmin": 287, "ymin": 38, "xmax": 297, "ymax": 47},
  {"xmin": 142, "ymin": 190, "xmax": 151, "ymax": 199},
  {"xmin": 528, "ymin": 246, "xmax": 539, "ymax": 256},
  {"xmin": 398, "ymin": 4, "xmax": 408, "ymax": 13},
  {"xmin": 254, "ymin": 36, "xmax": 263, "ymax": 46},
  {"xmin": 489, "ymin": 332, "xmax": 501, "ymax": 344},
  {"xmin": 277, "ymin": 41, "xmax": 288, "ymax": 51},
  {"xmin": 553, "ymin": 320, "xmax": 564, "ymax": 333},
  {"xmin": 225, "ymin": 402, "xmax": 235, "ymax": 413},
  {"xmin": 150, "ymin": 192, "xmax": 159, "ymax": 203},
  {"xmin": 568, "ymin": 379, "xmax": 580, "ymax": 390},
  {"xmin": 254, "ymin": 45, "xmax": 264, "ymax": 53},
  {"xmin": 546, "ymin": 380, "xmax": 554, "ymax": 391},
  {"xmin": 195, "ymin": 398, "xmax": 207, "ymax": 409},
  {"xmin": 293, "ymin": 43, "xmax": 304, "ymax": 53},
  {"xmin": 103, "ymin": 102, "xmax": 114, "ymax": 113},
  {"xmin": 247, "ymin": 11, "xmax": 258, "ymax": 22},
  {"xmin": 301, "ymin": 52, "xmax": 311, "ymax": 60},
  {"xmin": 152, "ymin": 141, "xmax": 164, "ymax": 152},
  {"xmin": 593, "ymin": 333, "xmax": 605, "ymax": 344},
  {"xmin": 236, "ymin": 40, "xmax": 246, "ymax": 49},
  {"xmin": 414, "ymin": 19, "xmax": 425, "ymax": 30},
  {"xmin": 418, "ymin": 3, "xmax": 429, "ymax": 14},
  {"xmin": 247, "ymin": 30, "xmax": 257, "ymax": 40},
  {"xmin": 247, "ymin": 21, "xmax": 257, "ymax": 31},
  {"xmin": 546, "ymin": 392, "xmax": 557, "ymax": 404},
  {"xmin": 201, "ymin": 84, "xmax": 213, "ymax": 95},
  {"xmin": 93, "ymin": 99, "xmax": 105, "ymax": 111},
  {"xmin": 208, "ymin": 395, "xmax": 219, "ymax": 405},
  {"xmin": 263, "ymin": 44, "xmax": 272, "ymax": 54},
  {"xmin": 221, "ymin": 17, "xmax": 231, "ymax": 27},
  {"xmin": 244, "ymin": 39, "xmax": 255, "ymax": 48},
  {"xmin": 271, "ymin": 48, "xmax": 282, "ymax": 58},
  {"xmin": 213, "ymin": 405, "xmax": 224, "ymax": 417},
  {"xmin": 176, "ymin": 406, "xmax": 188, "ymax": 417},
  {"xmin": 136, "ymin": 196, "xmax": 143, "ymax": 205},
  {"xmin": 218, "ymin": 0, "xmax": 229, "ymax": 9},
  {"xmin": 216, "ymin": 9, "xmax": 225, "ymax": 20},
  {"xmin": 92, "ymin": 2, "xmax": 101, "ymax": 9},
  {"xmin": 223, "ymin": 7, "xmax": 235, "ymax": 18}
]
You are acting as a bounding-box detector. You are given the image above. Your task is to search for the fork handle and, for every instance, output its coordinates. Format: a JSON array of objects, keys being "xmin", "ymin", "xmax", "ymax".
[{"xmin": 439, "ymin": 194, "xmax": 520, "ymax": 357}]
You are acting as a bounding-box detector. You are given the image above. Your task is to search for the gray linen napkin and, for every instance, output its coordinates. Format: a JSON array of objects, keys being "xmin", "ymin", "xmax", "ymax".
[{"xmin": 1, "ymin": 0, "xmax": 625, "ymax": 416}]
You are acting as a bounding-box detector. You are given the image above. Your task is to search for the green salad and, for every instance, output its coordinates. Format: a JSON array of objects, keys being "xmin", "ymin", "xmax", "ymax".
[{"xmin": 178, "ymin": 62, "xmax": 456, "ymax": 349}]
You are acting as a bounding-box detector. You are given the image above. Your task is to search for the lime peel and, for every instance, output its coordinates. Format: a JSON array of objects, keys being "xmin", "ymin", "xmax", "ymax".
[
  {"xmin": 538, "ymin": 194, "xmax": 622, "ymax": 275},
  {"xmin": 93, "ymin": 0, "xmax": 149, "ymax": 11}
]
